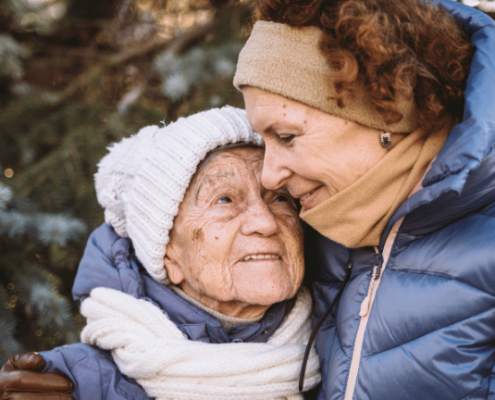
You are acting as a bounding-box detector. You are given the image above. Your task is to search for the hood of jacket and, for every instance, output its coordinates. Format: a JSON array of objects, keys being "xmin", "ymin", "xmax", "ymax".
[
  {"xmin": 72, "ymin": 223, "xmax": 294, "ymax": 344},
  {"xmin": 378, "ymin": 0, "xmax": 495, "ymax": 246}
]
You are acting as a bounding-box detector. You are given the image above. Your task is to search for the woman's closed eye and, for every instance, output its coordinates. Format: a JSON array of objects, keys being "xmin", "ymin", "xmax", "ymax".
[{"xmin": 278, "ymin": 134, "xmax": 295, "ymax": 144}]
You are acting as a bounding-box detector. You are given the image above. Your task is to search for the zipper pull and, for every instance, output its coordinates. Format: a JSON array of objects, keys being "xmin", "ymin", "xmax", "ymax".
[
  {"xmin": 359, "ymin": 265, "xmax": 378, "ymax": 317},
  {"xmin": 359, "ymin": 248, "xmax": 383, "ymax": 317},
  {"xmin": 373, "ymin": 250, "xmax": 383, "ymax": 280}
]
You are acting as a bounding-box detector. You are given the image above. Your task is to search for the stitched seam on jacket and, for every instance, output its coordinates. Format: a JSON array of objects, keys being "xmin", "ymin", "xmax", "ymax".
[
  {"xmin": 489, "ymin": 365, "xmax": 495, "ymax": 400},
  {"xmin": 66, "ymin": 355, "xmax": 107, "ymax": 399},
  {"xmin": 115, "ymin": 385, "xmax": 142, "ymax": 400},
  {"xmin": 386, "ymin": 264, "xmax": 494, "ymax": 296},
  {"xmin": 454, "ymin": 376, "xmax": 490, "ymax": 400},
  {"xmin": 363, "ymin": 305, "xmax": 495, "ymax": 358},
  {"xmin": 396, "ymin": 202, "xmax": 495, "ymax": 248},
  {"xmin": 95, "ymin": 355, "xmax": 104, "ymax": 400},
  {"xmin": 480, "ymin": 208, "xmax": 495, "ymax": 218},
  {"xmin": 67, "ymin": 354, "xmax": 92, "ymax": 370},
  {"xmin": 95, "ymin": 356, "xmax": 138, "ymax": 400}
]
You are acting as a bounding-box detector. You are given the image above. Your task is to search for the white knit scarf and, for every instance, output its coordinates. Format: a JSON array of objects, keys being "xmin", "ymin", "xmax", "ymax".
[{"xmin": 80, "ymin": 286, "xmax": 321, "ymax": 400}]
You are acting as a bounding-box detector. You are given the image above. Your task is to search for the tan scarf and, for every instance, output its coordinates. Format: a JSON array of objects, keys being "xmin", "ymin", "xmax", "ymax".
[{"xmin": 300, "ymin": 120, "xmax": 453, "ymax": 248}]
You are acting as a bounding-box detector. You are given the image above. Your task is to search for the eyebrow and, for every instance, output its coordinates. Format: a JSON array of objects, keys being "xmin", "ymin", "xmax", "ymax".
[{"xmin": 195, "ymin": 171, "xmax": 235, "ymax": 201}]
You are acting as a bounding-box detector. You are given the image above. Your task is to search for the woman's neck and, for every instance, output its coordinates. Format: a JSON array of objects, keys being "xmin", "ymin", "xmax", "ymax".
[{"xmin": 173, "ymin": 285, "xmax": 269, "ymax": 320}]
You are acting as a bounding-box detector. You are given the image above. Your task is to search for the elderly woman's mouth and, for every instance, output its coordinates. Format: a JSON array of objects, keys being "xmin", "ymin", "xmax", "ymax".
[{"xmin": 240, "ymin": 253, "xmax": 281, "ymax": 261}]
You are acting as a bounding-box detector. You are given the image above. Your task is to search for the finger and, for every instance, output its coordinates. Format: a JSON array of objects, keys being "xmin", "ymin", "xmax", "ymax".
[
  {"xmin": 2, "ymin": 354, "xmax": 45, "ymax": 373},
  {"xmin": 0, "ymin": 371, "xmax": 73, "ymax": 393},
  {"xmin": 5, "ymin": 392, "xmax": 75, "ymax": 400}
]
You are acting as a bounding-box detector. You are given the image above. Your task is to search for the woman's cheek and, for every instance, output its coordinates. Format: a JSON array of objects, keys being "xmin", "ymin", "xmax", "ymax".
[
  {"xmin": 281, "ymin": 216, "xmax": 305, "ymax": 289},
  {"xmin": 279, "ymin": 209, "xmax": 304, "ymax": 242}
]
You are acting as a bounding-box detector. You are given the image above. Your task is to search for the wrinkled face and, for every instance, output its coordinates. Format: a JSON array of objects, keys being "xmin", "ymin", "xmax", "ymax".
[
  {"xmin": 242, "ymin": 87, "xmax": 395, "ymax": 211},
  {"xmin": 164, "ymin": 147, "xmax": 304, "ymax": 317}
]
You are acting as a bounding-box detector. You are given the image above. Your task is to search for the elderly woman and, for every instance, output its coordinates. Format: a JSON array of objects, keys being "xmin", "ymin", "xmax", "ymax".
[
  {"xmin": 234, "ymin": 0, "xmax": 495, "ymax": 399},
  {"xmin": 0, "ymin": 106, "xmax": 320, "ymax": 400}
]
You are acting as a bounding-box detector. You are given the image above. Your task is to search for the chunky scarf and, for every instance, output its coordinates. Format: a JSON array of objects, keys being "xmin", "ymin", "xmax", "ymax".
[{"xmin": 80, "ymin": 286, "xmax": 320, "ymax": 400}]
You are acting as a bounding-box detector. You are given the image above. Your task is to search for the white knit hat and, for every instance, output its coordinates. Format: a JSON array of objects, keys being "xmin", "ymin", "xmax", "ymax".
[{"xmin": 94, "ymin": 106, "xmax": 263, "ymax": 283}]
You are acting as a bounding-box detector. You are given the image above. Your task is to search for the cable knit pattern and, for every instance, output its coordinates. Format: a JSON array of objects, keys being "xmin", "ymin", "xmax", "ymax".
[
  {"xmin": 80, "ymin": 286, "xmax": 321, "ymax": 400},
  {"xmin": 94, "ymin": 106, "xmax": 263, "ymax": 283}
]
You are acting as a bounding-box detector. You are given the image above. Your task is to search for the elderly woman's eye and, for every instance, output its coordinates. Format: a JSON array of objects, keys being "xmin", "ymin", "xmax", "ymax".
[
  {"xmin": 217, "ymin": 197, "xmax": 233, "ymax": 204},
  {"xmin": 275, "ymin": 195, "xmax": 289, "ymax": 202}
]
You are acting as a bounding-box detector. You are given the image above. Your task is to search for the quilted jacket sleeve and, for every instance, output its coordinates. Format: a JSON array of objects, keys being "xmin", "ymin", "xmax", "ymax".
[{"xmin": 41, "ymin": 343, "xmax": 150, "ymax": 400}]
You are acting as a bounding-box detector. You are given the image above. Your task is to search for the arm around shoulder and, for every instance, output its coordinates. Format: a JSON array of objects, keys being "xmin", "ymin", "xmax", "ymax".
[{"xmin": 42, "ymin": 343, "xmax": 150, "ymax": 400}]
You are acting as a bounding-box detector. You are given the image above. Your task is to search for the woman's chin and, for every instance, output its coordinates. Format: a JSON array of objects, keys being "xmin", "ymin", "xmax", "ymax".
[{"xmin": 236, "ymin": 282, "xmax": 298, "ymax": 307}]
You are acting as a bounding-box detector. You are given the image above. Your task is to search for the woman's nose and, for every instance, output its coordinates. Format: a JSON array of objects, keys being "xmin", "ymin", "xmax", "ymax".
[
  {"xmin": 241, "ymin": 199, "xmax": 279, "ymax": 237},
  {"xmin": 261, "ymin": 146, "xmax": 291, "ymax": 190}
]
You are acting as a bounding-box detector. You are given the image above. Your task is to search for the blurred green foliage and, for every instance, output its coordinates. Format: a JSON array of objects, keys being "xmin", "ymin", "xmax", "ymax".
[{"xmin": 0, "ymin": 0, "xmax": 253, "ymax": 363}]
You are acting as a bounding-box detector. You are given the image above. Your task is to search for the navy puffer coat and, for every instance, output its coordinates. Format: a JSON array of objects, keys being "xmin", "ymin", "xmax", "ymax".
[{"xmin": 308, "ymin": 1, "xmax": 495, "ymax": 399}]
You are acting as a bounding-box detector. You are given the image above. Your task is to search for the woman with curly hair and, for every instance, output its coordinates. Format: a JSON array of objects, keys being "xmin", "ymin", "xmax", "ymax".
[{"xmin": 235, "ymin": 0, "xmax": 495, "ymax": 399}]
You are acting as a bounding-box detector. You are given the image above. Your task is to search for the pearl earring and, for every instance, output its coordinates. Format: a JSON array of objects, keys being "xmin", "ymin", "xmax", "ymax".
[{"xmin": 380, "ymin": 133, "xmax": 392, "ymax": 148}]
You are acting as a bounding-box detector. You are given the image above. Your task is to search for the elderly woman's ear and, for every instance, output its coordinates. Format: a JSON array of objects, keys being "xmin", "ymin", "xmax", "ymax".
[{"xmin": 163, "ymin": 255, "xmax": 185, "ymax": 286}]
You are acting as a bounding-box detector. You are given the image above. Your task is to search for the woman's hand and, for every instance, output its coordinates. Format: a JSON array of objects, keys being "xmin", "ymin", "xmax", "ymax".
[{"xmin": 0, "ymin": 352, "xmax": 74, "ymax": 399}]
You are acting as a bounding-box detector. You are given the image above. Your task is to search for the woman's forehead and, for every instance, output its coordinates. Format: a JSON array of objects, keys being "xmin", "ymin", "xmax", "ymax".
[
  {"xmin": 200, "ymin": 147, "xmax": 263, "ymax": 176},
  {"xmin": 190, "ymin": 147, "xmax": 264, "ymax": 195}
]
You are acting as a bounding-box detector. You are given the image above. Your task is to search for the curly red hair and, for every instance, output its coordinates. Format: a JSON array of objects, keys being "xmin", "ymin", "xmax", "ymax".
[{"xmin": 257, "ymin": 0, "xmax": 474, "ymax": 132}]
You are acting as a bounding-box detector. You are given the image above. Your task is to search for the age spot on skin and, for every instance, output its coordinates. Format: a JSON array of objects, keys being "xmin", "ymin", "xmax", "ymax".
[
  {"xmin": 215, "ymin": 236, "xmax": 219, "ymax": 240},
  {"xmin": 283, "ymin": 104, "xmax": 287, "ymax": 109},
  {"xmin": 193, "ymin": 228, "xmax": 204, "ymax": 241}
]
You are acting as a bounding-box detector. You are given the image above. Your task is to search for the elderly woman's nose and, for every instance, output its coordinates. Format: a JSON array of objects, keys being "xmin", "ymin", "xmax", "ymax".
[
  {"xmin": 261, "ymin": 148, "xmax": 291, "ymax": 190},
  {"xmin": 241, "ymin": 199, "xmax": 279, "ymax": 237}
]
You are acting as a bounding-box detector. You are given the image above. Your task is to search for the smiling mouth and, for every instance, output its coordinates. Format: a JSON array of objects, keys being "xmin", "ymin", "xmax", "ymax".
[
  {"xmin": 300, "ymin": 188, "xmax": 320, "ymax": 202},
  {"xmin": 240, "ymin": 254, "xmax": 281, "ymax": 261}
]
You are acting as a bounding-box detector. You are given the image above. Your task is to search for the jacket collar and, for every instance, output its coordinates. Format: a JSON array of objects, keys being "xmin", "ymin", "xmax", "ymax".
[
  {"xmin": 379, "ymin": 0, "xmax": 495, "ymax": 247},
  {"xmin": 143, "ymin": 275, "xmax": 294, "ymax": 343}
]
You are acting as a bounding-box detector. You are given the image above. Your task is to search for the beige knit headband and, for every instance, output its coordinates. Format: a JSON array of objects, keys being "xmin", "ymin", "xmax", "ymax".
[{"xmin": 234, "ymin": 21, "xmax": 417, "ymax": 134}]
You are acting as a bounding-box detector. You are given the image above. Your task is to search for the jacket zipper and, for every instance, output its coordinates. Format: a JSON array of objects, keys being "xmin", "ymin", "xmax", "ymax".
[
  {"xmin": 358, "ymin": 248, "xmax": 382, "ymax": 317},
  {"xmin": 343, "ymin": 217, "xmax": 405, "ymax": 400}
]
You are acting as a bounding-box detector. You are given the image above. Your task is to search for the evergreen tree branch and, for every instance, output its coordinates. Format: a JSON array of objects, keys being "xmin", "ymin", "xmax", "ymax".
[{"xmin": 53, "ymin": 18, "xmax": 219, "ymax": 106}]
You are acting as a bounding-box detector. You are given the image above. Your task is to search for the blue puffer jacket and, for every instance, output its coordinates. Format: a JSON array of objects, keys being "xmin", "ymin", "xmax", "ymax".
[
  {"xmin": 41, "ymin": 223, "xmax": 296, "ymax": 400},
  {"xmin": 307, "ymin": 1, "xmax": 495, "ymax": 399}
]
